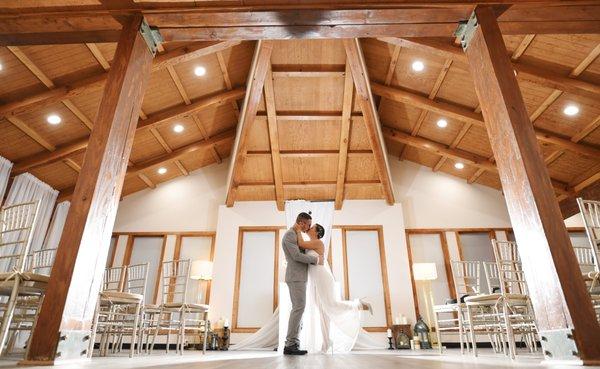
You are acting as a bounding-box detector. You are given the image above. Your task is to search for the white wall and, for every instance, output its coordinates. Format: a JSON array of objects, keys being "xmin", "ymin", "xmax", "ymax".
[
  {"xmin": 113, "ymin": 162, "xmax": 228, "ymax": 232},
  {"xmin": 208, "ymin": 200, "xmax": 413, "ymax": 343},
  {"xmin": 390, "ymin": 160, "xmax": 512, "ymax": 229}
]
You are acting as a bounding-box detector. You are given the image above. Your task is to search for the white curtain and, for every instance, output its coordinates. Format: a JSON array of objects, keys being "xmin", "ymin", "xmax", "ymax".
[
  {"xmin": 42, "ymin": 201, "xmax": 70, "ymax": 250},
  {"xmin": 4, "ymin": 173, "xmax": 58, "ymax": 253},
  {"xmin": 0, "ymin": 156, "xmax": 13, "ymax": 204}
]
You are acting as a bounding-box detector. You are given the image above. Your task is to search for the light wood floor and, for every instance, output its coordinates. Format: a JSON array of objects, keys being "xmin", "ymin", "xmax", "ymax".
[{"xmin": 0, "ymin": 349, "xmax": 594, "ymax": 369}]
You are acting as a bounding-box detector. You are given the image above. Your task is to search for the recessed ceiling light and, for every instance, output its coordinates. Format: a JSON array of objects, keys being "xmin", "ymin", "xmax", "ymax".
[
  {"xmin": 194, "ymin": 66, "xmax": 206, "ymax": 77},
  {"xmin": 46, "ymin": 114, "xmax": 61, "ymax": 125},
  {"xmin": 563, "ymin": 104, "xmax": 579, "ymax": 116},
  {"xmin": 173, "ymin": 124, "xmax": 184, "ymax": 133},
  {"xmin": 157, "ymin": 167, "xmax": 167, "ymax": 175},
  {"xmin": 411, "ymin": 60, "xmax": 425, "ymax": 72},
  {"xmin": 0, "ymin": 63, "xmax": 3, "ymax": 71},
  {"xmin": 436, "ymin": 119, "xmax": 448, "ymax": 128},
  {"xmin": 454, "ymin": 162, "xmax": 465, "ymax": 170}
]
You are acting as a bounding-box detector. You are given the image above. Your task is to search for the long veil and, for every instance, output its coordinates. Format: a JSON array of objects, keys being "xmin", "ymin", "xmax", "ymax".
[{"xmin": 231, "ymin": 200, "xmax": 383, "ymax": 352}]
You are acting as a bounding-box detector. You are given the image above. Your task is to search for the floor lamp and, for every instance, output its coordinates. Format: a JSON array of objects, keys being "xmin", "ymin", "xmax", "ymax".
[
  {"xmin": 190, "ymin": 260, "xmax": 213, "ymax": 303},
  {"xmin": 412, "ymin": 263, "xmax": 438, "ymax": 345}
]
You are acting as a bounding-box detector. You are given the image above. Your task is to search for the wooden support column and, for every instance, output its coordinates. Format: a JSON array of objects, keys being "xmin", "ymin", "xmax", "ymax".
[
  {"xmin": 23, "ymin": 16, "xmax": 156, "ymax": 364},
  {"xmin": 460, "ymin": 7, "xmax": 600, "ymax": 364}
]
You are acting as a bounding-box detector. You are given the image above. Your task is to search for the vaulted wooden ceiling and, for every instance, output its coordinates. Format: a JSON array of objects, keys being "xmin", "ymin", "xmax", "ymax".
[{"xmin": 0, "ymin": 2, "xmax": 598, "ymax": 210}]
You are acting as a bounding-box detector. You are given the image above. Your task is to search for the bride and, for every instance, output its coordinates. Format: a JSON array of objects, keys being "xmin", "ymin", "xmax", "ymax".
[{"xmin": 294, "ymin": 223, "xmax": 381, "ymax": 353}]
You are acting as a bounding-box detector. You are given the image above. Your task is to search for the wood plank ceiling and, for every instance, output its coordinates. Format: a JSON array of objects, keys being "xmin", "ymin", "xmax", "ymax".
[{"xmin": 0, "ymin": 9, "xmax": 598, "ymax": 208}]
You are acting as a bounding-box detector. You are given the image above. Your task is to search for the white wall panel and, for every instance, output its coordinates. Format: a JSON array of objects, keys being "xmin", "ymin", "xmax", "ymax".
[
  {"xmin": 345, "ymin": 230, "xmax": 388, "ymax": 328},
  {"xmin": 236, "ymin": 231, "xmax": 276, "ymax": 328},
  {"xmin": 179, "ymin": 236, "xmax": 213, "ymax": 304},
  {"xmin": 129, "ymin": 236, "xmax": 164, "ymax": 304},
  {"xmin": 408, "ymin": 233, "xmax": 451, "ymax": 324}
]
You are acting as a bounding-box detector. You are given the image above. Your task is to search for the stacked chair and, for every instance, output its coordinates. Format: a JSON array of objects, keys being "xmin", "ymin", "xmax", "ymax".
[
  {"xmin": 150, "ymin": 259, "xmax": 209, "ymax": 355},
  {"xmin": 433, "ymin": 260, "xmax": 480, "ymax": 354},
  {"xmin": 576, "ymin": 198, "xmax": 600, "ymax": 320},
  {"xmin": 0, "ymin": 201, "xmax": 51, "ymax": 356},
  {"xmin": 89, "ymin": 263, "xmax": 149, "ymax": 358},
  {"xmin": 434, "ymin": 240, "xmax": 538, "ymax": 359}
]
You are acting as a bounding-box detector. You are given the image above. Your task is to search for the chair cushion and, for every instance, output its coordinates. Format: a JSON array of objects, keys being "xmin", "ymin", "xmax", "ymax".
[
  {"xmin": 100, "ymin": 291, "xmax": 144, "ymax": 303},
  {"xmin": 162, "ymin": 302, "xmax": 209, "ymax": 311}
]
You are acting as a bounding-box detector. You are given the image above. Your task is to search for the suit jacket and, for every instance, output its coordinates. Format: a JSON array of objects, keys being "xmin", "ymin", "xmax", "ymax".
[{"xmin": 282, "ymin": 228, "xmax": 318, "ymax": 282}]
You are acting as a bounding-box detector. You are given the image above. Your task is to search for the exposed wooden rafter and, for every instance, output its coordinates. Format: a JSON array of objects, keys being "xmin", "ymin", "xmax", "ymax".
[
  {"xmin": 343, "ymin": 38, "xmax": 394, "ymax": 205},
  {"xmin": 263, "ymin": 64, "xmax": 285, "ymax": 210},
  {"xmin": 225, "ymin": 40, "xmax": 274, "ymax": 207},
  {"xmin": 0, "ymin": 41, "xmax": 241, "ymax": 119},
  {"xmin": 12, "ymin": 88, "xmax": 244, "ymax": 175},
  {"xmin": 334, "ymin": 61, "xmax": 354, "ymax": 210}
]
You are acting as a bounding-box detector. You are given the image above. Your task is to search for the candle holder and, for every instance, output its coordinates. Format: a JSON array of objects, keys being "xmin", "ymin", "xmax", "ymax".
[{"xmin": 387, "ymin": 336, "xmax": 394, "ymax": 350}]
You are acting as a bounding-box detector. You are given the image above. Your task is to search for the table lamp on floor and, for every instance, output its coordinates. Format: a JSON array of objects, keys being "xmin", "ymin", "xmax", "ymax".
[
  {"xmin": 412, "ymin": 263, "xmax": 438, "ymax": 333},
  {"xmin": 190, "ymin": 260, "xmax": 213, "ymax": 303}
]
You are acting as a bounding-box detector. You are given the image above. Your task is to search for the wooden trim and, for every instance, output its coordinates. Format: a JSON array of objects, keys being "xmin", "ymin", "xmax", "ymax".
[
  {"xmin": 454, "ymin": 232, "xmax": 465, "ymax": 262},
  {"xmin": 122, "ymin": 235, "xmax": 135, "ymax": 266},
  {"xmin": 340, "ymin": 226, "xmax": 392, "ymax": 330},
  {"xmin": 205, "ymin": 234, "xmax": 216, "ymax": 305},
  {"xmin": 231, "ymin": 229, "xmax": 244, "ymax": 333},
  {"xmin": 231, "ymin": 227, "xmax": 280, "ymax": 333},
  {"xmin": 154, "ymin": 235, "xmax": 168, "ymax": 304},
  {"xmin": 405, "ymin": 230, "xmax": 420, "ymax": 317},
  {"xmin": 112, "ymin": 231, "xmax": 216, "ymax": 237},
  {"xmin": 405, "ymin": 229, "xmax": 456, "ymax": 319}
]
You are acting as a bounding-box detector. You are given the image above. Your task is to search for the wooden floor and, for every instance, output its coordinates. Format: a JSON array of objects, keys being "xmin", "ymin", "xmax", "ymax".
[{"xmin": 0, "ymin": 349, "xmax": 596, "ymax": 369}]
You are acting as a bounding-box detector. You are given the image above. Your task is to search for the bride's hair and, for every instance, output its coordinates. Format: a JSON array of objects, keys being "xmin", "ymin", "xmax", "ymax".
[{"xmin": 314, "ymin": 224, "xmax": 325, "ymax": 239}]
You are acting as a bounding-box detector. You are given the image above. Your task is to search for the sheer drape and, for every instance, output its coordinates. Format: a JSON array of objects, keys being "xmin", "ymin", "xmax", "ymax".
[
  {"xmin": 4, "ymin": 173, "xmax": 58, "ymax": 253},
  {"xmin": 0, "ymin": 156, "xmax": 13, "ymax": 204},
  {"xmin": 42, "ymin": 201, "xmax": 70, "ymax": 250}
]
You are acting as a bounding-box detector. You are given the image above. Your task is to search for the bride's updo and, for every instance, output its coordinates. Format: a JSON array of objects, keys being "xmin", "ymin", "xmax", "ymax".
[{"xmin": 314, "ymin": 223, "xmax": 325, "ymax": 239}]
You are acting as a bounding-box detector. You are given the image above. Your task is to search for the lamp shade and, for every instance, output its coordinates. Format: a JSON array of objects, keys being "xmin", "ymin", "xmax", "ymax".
[
  {"xmin": 190, "ymin": 260, "xmax": 213, "ymax": 280},
  {"xmin": 412, "ymin": 263, "xmax": 437, "ymax": 281}
]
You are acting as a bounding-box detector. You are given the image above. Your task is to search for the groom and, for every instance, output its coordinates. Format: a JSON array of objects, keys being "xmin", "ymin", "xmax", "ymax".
[{"xmin": 282, "ymin": 212, "xmax": 323, "ymax": 355}]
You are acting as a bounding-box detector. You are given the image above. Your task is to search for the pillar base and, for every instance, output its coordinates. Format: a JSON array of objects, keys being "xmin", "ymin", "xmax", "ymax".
[{"xmin": 540, "ymin": 328, "xmax": 580, "ymax": 363}]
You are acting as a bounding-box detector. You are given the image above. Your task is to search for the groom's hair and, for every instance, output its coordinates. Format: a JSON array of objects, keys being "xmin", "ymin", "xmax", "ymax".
[{"xmin": 296, "ymin": 212, "xmax": 312, "ymax": 223}]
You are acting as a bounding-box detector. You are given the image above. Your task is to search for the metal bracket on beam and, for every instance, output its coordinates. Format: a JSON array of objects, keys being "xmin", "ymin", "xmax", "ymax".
[
  {"xmin": 539, "ymin": 328, "xmax": 581, "ymax": 363},
  {"xmin": 140, "ymin": 18, "xmax": 162, "ymax": 56},
  {"xmin": 455, "ymin": 12, "xmax": 479, "ymax": 51},
  {"xmin": 55, "ymin": 330, "xmax": 91, "ymax": 362}
]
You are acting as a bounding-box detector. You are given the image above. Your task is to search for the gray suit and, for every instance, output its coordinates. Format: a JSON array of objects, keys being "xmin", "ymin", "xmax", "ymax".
[{"xmin": 281, "ymin": 228, "xmax": 318, "ymax": 348}]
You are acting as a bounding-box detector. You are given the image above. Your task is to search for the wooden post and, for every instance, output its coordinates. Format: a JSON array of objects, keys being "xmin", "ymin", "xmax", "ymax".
[
  {"xmin": 461, "ymin": 6, "xmax": 600, "ymax": 364},
  {"xmin": 23, "ymin": 16, "xmax": 156, "ymax": 364}
]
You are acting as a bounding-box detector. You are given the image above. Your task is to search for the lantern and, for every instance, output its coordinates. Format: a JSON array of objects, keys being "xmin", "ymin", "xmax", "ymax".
[{"xmin": 414, "ymin": 316, "xmax": 432, "ymax": 349}]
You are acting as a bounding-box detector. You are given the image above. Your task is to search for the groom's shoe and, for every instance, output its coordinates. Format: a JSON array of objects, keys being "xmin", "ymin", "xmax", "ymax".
[{"xmin": 283, "ymin": 345, "xmax": 308, "ymax": 355}]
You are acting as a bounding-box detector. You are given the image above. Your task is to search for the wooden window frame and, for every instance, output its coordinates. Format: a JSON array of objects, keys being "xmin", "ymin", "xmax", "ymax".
[
  {"xmin": 231, "ymin": 226, "xmax": 283, "ymax": 333},
  {"xmin": 336, "ymin": 225, "xmax": 393, "ymax": 332},
  {"xmin": 405, "ymin": 229, "xmax": 456, "ymax": 320},
  {"xmin": 114, "ymin": 231, "xmax": 216, "ymax": 305}
]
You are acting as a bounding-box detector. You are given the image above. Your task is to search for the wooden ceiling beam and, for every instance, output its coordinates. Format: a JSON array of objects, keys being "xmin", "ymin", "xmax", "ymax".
[
  {"xmin": 5, "ymin": 116, "xmax": 55, "ymax": 151},
  {"xmin": 382, "ymin": 125, "xmax": 571, "ymax": 196},
  {"xmin": 344, "ymin": 38, "xmax": 394, "ymax": 205},
  {"xmin": 0, "ymin": 30, "xmax": 121, "ymax": 46},
  {"xmin": 11, "ymin": 88, "xmax": 242, "ymax": 175},
  {"xmin": 371, "ymin": 82, "xmax": 600, "ymax": 159},
  {"xmin": 225, "ymin": 40, "xmax": 274, "ymax": 207},
  {"xmin": 379, "ymin": 37, "xmax": 600, "ymax": 101},
  {"xmin": 0, "ymin": 41, "xmax": 240, "ymax": 119},
  {"xmin": 238, "ymin": 179, "xmax": 381, "ymax": 188},
  {"xmin": 335, "ymin": 61, "xmax": 354, "ymax": 210},
  {"xmin": 264, "ymin": 64, "xmax": 284, "ymax": 211},
  {"xmin": 216, "ymin": 50, "xmax": 241, "ymax": 118},
  {"xmin": 58, "ymin": 128, "xmax": 236, "ymax": 200},
  {"xmin": 7, "ymin": 45, "xmax": 93, "ymax": 131}
]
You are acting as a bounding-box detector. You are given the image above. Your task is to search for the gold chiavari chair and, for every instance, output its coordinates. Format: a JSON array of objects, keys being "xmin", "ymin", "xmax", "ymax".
[
  {"xmin": 150, "ymin": 259, "xmax": 209, "ymax": 355},
  {"xmin": 0, "ymin": 201, "xmax": 40, "ymax": 356},
  {"xmin": 89, "ymin": 264, "xmax": 148, "ymax": 358},
  {"xmin": 433, "ymin": 260, "xmax": 480, "ymax": 354}
]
